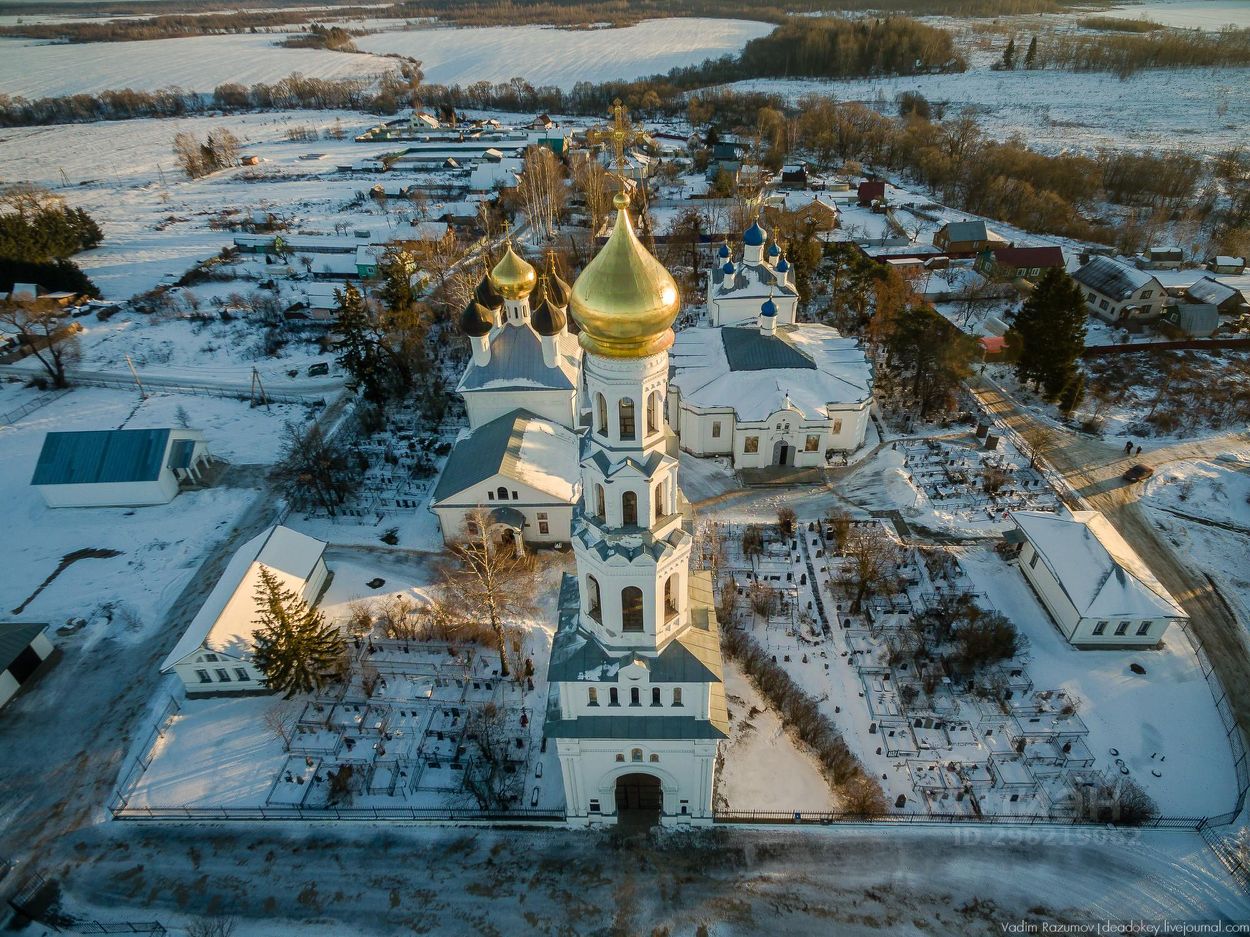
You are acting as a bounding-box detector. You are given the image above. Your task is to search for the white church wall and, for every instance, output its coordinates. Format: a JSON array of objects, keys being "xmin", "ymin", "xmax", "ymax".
[{"xmin": 464, "ymin": 388, "xmax": 577, "ymax": 431}]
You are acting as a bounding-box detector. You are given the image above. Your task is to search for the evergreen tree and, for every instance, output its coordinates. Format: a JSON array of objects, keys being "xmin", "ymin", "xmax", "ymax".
[
  {"xmin": 1002, "ymin": 37, "xmax": 1016, "ymax": 70},
  {"xmin": 1007, "ymin": 267, "xmax": 1088, "ymax": 400},
  {"xmin": 1025, "ymin": 35, "xmax": 1039, "ymax": 69},
  {"xmin": 250, "ymin": 565, "xmax": 343, "ymax": 698},
  {"xmin": 375, "ymin": 246, "xmax": 432, "ymax": 385},
  {"xmin": 1059, "ymin": 370, "xmax": 1086, "ymax": 415},
  {"xmin": 331, "ymin": 282, "xmax": 388, "ymax": 404}
]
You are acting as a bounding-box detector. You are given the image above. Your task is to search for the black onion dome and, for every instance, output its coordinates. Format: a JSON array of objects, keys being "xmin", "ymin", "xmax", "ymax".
[
  {"xmin": 459, "ymin": 298, "xmax": 493, "ymax": 337},
  {"xmin": 531, "ymin": 280, "xmax": 567, "ymax": 336},
  {"xmin": 474, "ymin": 273, "xmax": 504, "ymax": 310},
  {"xmin": 547, "ymin": 269, "xmax": 571, "ymax": 308}
]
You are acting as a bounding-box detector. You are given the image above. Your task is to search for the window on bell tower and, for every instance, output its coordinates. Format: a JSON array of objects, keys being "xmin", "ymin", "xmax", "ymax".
[
  {"xmin": 596, "ymin": 393, "xmax": 607, "ymax": 436},
  {"xmin": 618, "ymin": 398, "xmax": 636, "ymax": 441},
  {"xmin": 646, "ymin": 390, "xmax": 661, "ymax": 435},
  {"xmin": 622, "ymin": 490, "xmax": 638, "ymax": 526},
  {"xmin": 621, "ymin": 587, "xmax": 644, "ymax": 632}
]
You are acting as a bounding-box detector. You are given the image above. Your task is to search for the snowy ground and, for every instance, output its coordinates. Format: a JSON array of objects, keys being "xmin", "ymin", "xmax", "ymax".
[
  {"xmin": 1096, "ymin": 0, "xmax": 1250, "ymax": 31},
  {"xmin": 1142, "ymin": 457, "xmax": 1250, "ymax": 530},
  {"xmin": 356, "ymin": 18, "xmax": 773, "ymax": 90},
  {"xmin": 731, "ymin": 65, "xmax": 1250, "ymax": 156},
  {"xmin": 959, "ymin": 547, "xmax": 1239, "ymax": 818},
  {"xmin": 717, "ymin": 662, "xmax": 838, "ymax": 814}
]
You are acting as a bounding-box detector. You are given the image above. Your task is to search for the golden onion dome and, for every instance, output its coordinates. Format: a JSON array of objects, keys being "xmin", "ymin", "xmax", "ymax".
[
  {"xmin": 489, "ymin": 240, "xmax": 537, "ymax": 300},
  {"xmin": 569, "ymin": 192, "xmax": 680, "ymax": 359}
]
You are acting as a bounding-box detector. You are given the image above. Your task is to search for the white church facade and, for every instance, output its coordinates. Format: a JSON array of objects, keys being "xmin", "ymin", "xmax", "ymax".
[
  {"xmin": 430, "ymin": 246, "xmax": 584, "ymax": 551},
  {"xmin": 545, "ymin": 190, "xmax": 727, "ymax": 826}
]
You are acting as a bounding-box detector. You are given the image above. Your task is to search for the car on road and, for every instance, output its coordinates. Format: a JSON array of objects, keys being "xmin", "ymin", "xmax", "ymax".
[{"xmin": 1122, "ymin": 464, "xmax": 1154, "ymax": 483}]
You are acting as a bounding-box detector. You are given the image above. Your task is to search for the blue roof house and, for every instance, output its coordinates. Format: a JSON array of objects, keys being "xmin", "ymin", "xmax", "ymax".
[{"xmin": 31, "ymin": 428, "xmax": 211, "ymax": 508}]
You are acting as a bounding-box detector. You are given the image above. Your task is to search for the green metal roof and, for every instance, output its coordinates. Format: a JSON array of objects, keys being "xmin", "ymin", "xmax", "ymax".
[
  {"xmin": 31, "ymin": 429, "xmax": 171, "ymax": 486},
  {"xmin": 721, "ymin": 327, "xmax": 815, "ymax": 373}
]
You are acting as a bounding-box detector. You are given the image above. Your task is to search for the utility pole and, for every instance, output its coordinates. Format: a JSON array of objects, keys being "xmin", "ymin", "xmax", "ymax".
[
  {"xmin": 124, "ymin": 355, "xmax": 146, "ymax": 399},
  {"xmin": 250, "ymin": 367, "xmax": 270, "ymax": 409}
]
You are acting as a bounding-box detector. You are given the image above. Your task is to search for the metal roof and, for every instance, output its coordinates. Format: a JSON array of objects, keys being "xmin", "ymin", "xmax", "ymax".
[
  {"xmin": 31, "ymin": 429, "xmax": 170, "ymax": 486},
  {"xmin": 1072, "ymin": 256, "xmax": 1153, "ymax": 300},
  {"xmin": 0, "ymin": 622, "xmax": 48, "ymax": 672},
  {"xmin": 1185, "ymin": 276, "xmax": 1239, "ymax": 307},
  {"xmin": 940, "ymin": 220, "xmax": 993, "ymax": 243},
  {"xmin": 431, "ymin": 409, "xmax": 578, "ymax": 504},
  {"xmin": 721, "ymin": 327, "xmax": 816, "ymax": 372},
  {"xmin": 457, "ymin": 324, "xmax": 576, "ymax": 393}
]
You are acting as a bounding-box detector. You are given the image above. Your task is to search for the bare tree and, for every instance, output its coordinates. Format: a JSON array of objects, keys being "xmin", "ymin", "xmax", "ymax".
[
  {"xmin": 432, "ymin": 508, "xmax": 539, "ymax": 678},
  {"xmin": 571, "ymin": 151, "xmax": 612, "ymax": 247},
  {"xmin": 516, "ymin": 145, "xmax": 567, "ymax": 244},
  {"xmin": 0, "ymin": 298, "xmax": 81, "ymax": 387},
  {"xmin": 263, "ymin": 700, "xmax": 300, "ymax": 751},
  {"xmin": 836, "ymin": 524, "xmax": 898, "ymax": 614},
  {"xmin": 269, "ymin": 422, "xmax": 361, "ymax": 517},
  {"xmin": 462, "ymin": 701, "xmax": 523, "ymax": 809},
  {"xmin": 186, "ymin": 918, "xmax": 237, "ymax": 937}
]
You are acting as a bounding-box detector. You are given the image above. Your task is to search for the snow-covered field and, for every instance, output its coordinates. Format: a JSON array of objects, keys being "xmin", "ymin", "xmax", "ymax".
[
  {"xmin": 0, "ymin": 33, "xmax": 396, "ymax": 98},
  {"xmin": 357, "ymin": 18, "xmax": 772, "ymax": 90},
  {"xmin": 1142, "ymin": 457, "xmax": 1250, "ymax": 529},
  {"xmin": 1097, "ymin": 0, "xmax": 1250, "ymax": 30},
  {"xmin": 0, "ymin": 17, "xmax": 772, "ymax": 99},
  {"xmin": 731, "ymin": 65, "xmax": 1250, "ymax": 156}
]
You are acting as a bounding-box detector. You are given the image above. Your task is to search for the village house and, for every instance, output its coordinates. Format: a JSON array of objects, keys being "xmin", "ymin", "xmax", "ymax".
[
  {"xmin": 1160, "ymin": 303, "xmax": 1218, "ymax": 337},
  {"xmin": 160, "ymin": 526, "xmax": 329, "ymax": 697},
  {"xmin": 1071, "ymin": 256, "xmax": 1166, "ymax": 325},
  {"xmin": 933, "ymin": 220, "xmax": 1007, "ymax": 257},
  {"xmin": 1138, "ymin": 245, "xmax": 1183, "ymax": 270},
  {"xmin": 974, "ymin": 245, "xmax": 1065, "ymax": 282},
  {"xmin": 1207, "ymin": 256, "xmax": 1246, "ymax": 275},
  {"xmin": 857, "ymin": 180, "xmax": 886, "ymax": 207},
  {"xmin": 1007, "ymin": 510, "xmax": 1187, "ymax": 649},
  {"xmin": 1183, "ymin": 276, "xmax": 1249, "ymax": 319},
  {"xmin": 31, "ymin": 427, "xmax": 211, "ymax": 508}
]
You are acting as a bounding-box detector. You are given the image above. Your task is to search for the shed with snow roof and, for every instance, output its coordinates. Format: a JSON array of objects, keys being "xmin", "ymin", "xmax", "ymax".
[{"xmin": 1008, "ymin": 510, "xmax": 1186, "ymax": 648}]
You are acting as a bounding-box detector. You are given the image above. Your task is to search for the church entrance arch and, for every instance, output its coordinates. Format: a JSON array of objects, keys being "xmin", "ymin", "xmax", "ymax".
[
  {"xmin": 614, "ymin": 772, "xmax": 663, "ymax": 828},
  {"xmin": 772, "ymin": 439, "xmax": 792, "ymax": 466}
]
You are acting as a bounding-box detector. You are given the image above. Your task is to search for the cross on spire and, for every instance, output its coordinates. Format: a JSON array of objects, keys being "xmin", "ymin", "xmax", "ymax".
[{"xmin": 586, "ymin": 98, "xmax": 649, "ymax": 191}]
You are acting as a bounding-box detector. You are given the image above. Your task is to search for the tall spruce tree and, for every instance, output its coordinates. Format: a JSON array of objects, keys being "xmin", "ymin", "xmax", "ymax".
[
  {"xmin": 1025, "ymin": 35, "xmax": 1038, "ymax": 69},
  {"xmin": 331, "ymin": 282, "xmax": 388, "ymax": 403},
  {"xmin": 1007, "ymin": 267, "xmax": 1088, "ymax": 400},
  {"xmin": 251, "ymin": 565, "xmax": 343, "ymax": 698},
  {"xmin": 1002, "ymin": 37, "xmax": 1016, "ymax": 69}
]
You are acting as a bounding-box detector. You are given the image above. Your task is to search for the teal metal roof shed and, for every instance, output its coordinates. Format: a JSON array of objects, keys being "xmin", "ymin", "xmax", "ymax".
[{"xmin": 31, "ymin": 429, "xmax": 171, "ymax": 486}]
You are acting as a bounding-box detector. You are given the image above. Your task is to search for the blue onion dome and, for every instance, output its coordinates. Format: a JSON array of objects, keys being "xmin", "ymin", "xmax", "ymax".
[
  {"xmin": 722, "ymin": 260, "xmax": 735, "ymax": 275},
  {"xmin": 530, "ymin": 277, "xmax": 567, "ymax": 336},
  {"xmin": 767, "ymin": 241, "xmax": 781, "ymax": 257},
  {"xmin": 776, "ymin": 254, "xmax": 790, "ymax": 273},
  {"xmin": 474, "ymin": 272, "xmax": 504, "ymax": 310},
  {"xmin": 743, "ymin": 220, "xmax": 767, "ymax": 247},
  {"xmin": 760, "ymin": 296, "xmax": 778, "ymax": 318},
  {"xmin": 459, "ymin": 297, "xmax": 494, "ymax": 337},
  {"xmin": 717, "ymin": 242, "xmax": 731, "ymax": 259}
]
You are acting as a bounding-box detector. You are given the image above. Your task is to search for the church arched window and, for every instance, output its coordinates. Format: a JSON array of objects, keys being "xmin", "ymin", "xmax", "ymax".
[
  {"xmin": 596, "ymin": 393, "xmax": 607, "ymax": 436},
  {"xmin": 586, "ymin": 575, "xmax": 602, "ymax": 623},
  {"xmin": 664, "ymin": 574, "xmax": 679, "ymax": 620},
  {"xmin": 621, "ymin": 586, "xmax": 644, "ymax": 632},
  {"xmin": 646, "ymin": 390, "xmax": 661, "ymax": 435},
  {"xmin": 653, "ymin": 482, "xmax": 664, "ymax": 521},
  {"xmin": 594, "ymin": 484, "xmax": 605, "ymax": 521},
  {"xmin": 618, "ymin": 398, "xmax": 636, "ymax": 441},
  {"xmin": 622, "ymin": 491, "xmax": 638, "ymax": 526},
  {"xmin": 496, "ymin": 486, "xmax": 509, "ymax": 501}
]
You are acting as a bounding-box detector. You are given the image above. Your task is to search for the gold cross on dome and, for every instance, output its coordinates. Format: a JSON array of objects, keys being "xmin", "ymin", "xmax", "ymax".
[{"xmin": 586, "ymin": 98, "xmax": 648, "ymax": 181}]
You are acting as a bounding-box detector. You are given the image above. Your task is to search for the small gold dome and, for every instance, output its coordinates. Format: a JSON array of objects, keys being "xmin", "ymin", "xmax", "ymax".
[
  {"xmin": 569, "ymin": 200, "xmax": 680, "ymax": 359},
  {"xmin": 489, "ymin": 241, "xmax": 537, "ymax": 300}
]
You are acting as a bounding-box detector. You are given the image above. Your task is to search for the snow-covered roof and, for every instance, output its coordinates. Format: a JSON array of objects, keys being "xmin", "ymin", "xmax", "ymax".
[
  {"xmin": 1185, "ymin": 276, "xmax": 1239, "ymax": 307},
  {"xmin": 432, "ymin": 409, "xmax": 580, "ymax": 505},
  {"xmin": 670, "ymin": 324, "xmax": 872, "ymax": 422},
  {"xmin": 711, "ymin": 259, "xmax": 797, "ymax": 298},
  {"xmin": 160, "ymin": 526, "xmax": 327, "ymax": 672},
  {"xmin": 32, "ymin": 428, "xmax": 177, "ymax": 486},
  {"xmin": 1011, "ymin": 510, "xmax": 1187, "ymax": 621},
  {"xmin": 1072, "ymin": 256, "xmax": 1155, "ymax": 300}
]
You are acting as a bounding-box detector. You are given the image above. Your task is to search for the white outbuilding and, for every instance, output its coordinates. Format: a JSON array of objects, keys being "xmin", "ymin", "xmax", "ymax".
[
  {"xmin": 160, "ymin": 526, "xmax": 329, "ymax": 697},
  {"xmin": 1009, "ymin": 510, "xmax": 1187, "ymax": 648},
  {"xmin": 31, "ymin": 428, "xmax": 211, "ymax": 508}
]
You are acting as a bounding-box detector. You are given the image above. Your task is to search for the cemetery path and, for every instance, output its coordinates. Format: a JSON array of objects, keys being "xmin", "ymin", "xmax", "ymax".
[{"xmin": 972, "ymin": 382, "xmax": 1250, "ymax": 766}]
